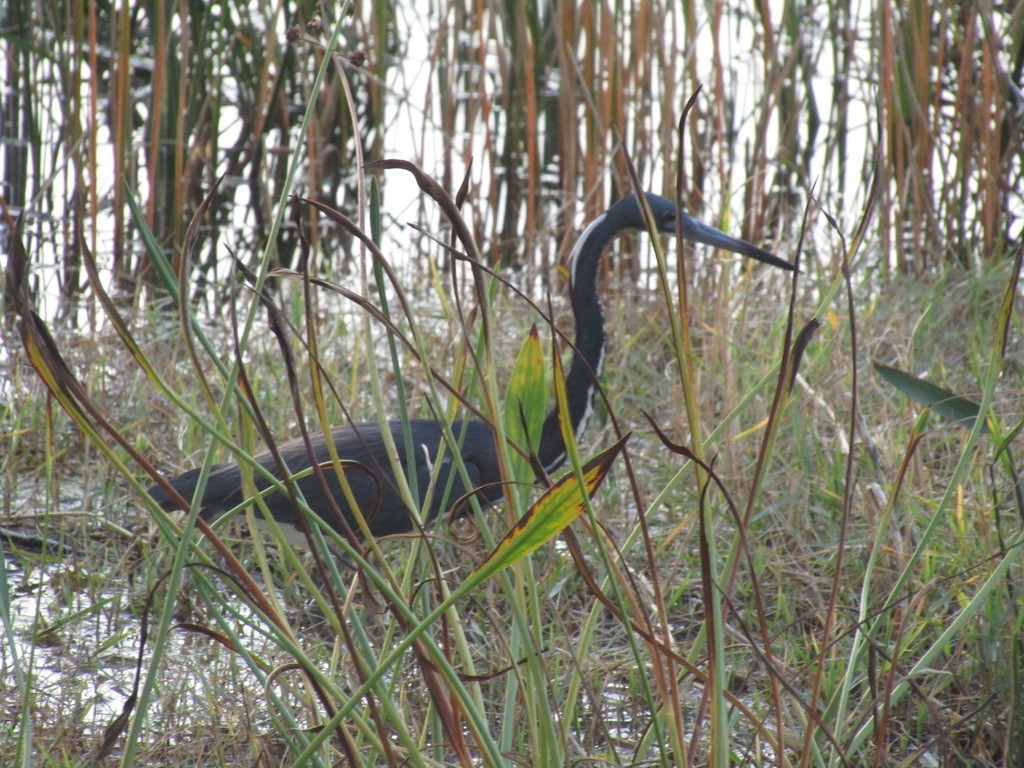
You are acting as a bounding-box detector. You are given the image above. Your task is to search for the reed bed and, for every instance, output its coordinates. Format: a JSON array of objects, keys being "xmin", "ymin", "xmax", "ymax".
[{"xmin": 2, "ymin": 0, "xmax": 1023, "ymax": 766}]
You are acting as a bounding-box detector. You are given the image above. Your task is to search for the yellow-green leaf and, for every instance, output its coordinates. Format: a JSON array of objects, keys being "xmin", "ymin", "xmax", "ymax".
[
  {"xmin": 463, "ymin": 434, "xmax": 629, "ymax": 590},
  {"xmin": 503, "ymin": 324, "xmax": 546, "ymax": 481}
]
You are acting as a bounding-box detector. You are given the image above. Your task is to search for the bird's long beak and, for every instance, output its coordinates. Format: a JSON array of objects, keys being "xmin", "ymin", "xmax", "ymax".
[{"xmin": 679, "ymin": 213, "xmax": 795, "ymax": 272}]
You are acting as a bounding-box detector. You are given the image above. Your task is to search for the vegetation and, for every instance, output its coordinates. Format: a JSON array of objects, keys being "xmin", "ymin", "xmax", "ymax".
[{"xmin": 2, "ymin": 0, "xmax": 1023, "ymax": 766}]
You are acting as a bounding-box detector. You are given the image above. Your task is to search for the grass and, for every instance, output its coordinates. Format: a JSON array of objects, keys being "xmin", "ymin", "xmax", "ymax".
[
  {"xmin": 9, "ymin": 196, "xmax": 1022, "ymax": 766},
  {"xmin": 3, "ymin": 0, "xmax": 1024, "ymax": 765},
  {"xmin": 4, "ymin": 215, "xmax": 1023, "ymax": 766}
]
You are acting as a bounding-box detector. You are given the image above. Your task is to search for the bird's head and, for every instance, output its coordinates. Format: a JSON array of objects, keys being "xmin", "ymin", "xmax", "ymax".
[
  {"xmin": 628, "ymin": 191, "xmax": 794, "ymax": 271},
  {"xmin": 603, "ymin": 192, "xmax": 678, "ymax": 236},
  {"xmin": 570, "ymin": 191, "xmax": 793, "ymax": 289}
]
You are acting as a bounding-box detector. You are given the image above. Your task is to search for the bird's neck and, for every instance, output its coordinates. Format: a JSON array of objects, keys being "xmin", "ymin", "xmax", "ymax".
[{"xmin": 536, "ymin": 223, "xmax": 609, "ymax": 474}]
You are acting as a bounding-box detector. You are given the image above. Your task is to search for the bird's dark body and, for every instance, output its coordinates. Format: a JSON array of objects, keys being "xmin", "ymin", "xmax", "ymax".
[
  {"xmin": 149, "ymin": 420, "xmax": 501, "ymax": 538},
  {"xmin": 149, "ymin": 192, "xmax": 793, "ymax": 541}
]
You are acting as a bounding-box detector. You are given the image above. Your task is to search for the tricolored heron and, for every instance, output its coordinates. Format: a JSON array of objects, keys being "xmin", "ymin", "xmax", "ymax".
[{"xmin": 149, "ymin": 192, "xmax": 792, "ymax": 541}]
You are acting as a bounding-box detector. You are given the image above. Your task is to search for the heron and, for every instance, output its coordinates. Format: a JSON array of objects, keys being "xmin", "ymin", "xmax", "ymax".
[{"xmin": 149, "ymin": 192, "xmax": 793, "ymax": 543}]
